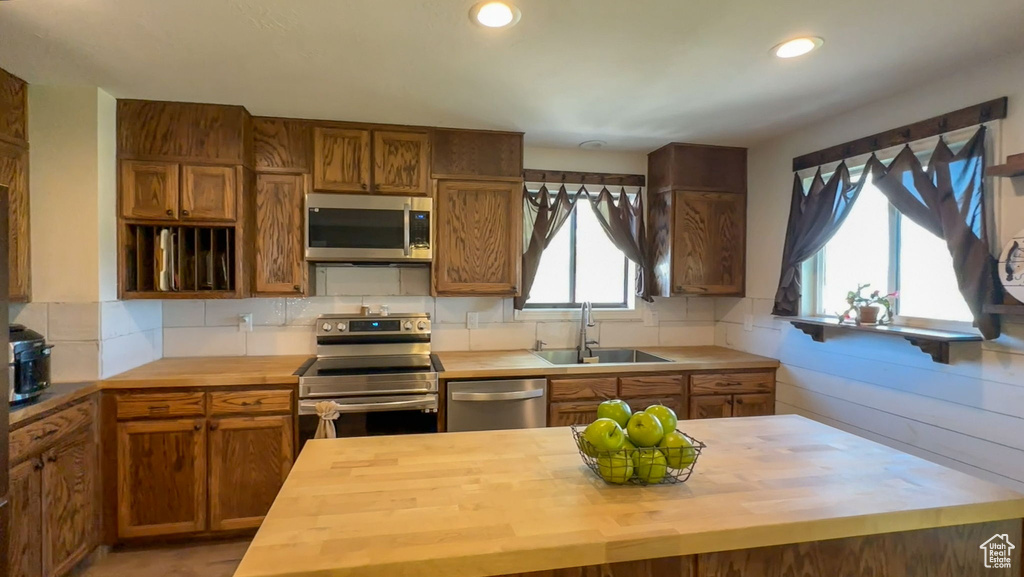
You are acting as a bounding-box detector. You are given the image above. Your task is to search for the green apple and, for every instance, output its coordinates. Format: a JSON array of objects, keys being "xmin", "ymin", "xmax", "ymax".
[
  {"xmin": 582, "ymin": 418, "xmax": 626, "ymax": 456},
  {"xmin": 633, "ymin": 449, "xmax": 669, "ymax": 484},
  {"xmin": 644, "ymin": 404, "xmax": 678, "ymax": 435},
  {"xmin": 596, "ymin": 399, "xmax": 632, "ymax": 428},
  {"xmin": 626, "ymin": 411, "xmax": 664, "ymax": 447},
  {"xmin": 597, "ymin": 451, "xmax": 634, "ymax": 484},
  {"xmin": 658, "ymin": 431, "xmax": 697, "ymax": 468}
]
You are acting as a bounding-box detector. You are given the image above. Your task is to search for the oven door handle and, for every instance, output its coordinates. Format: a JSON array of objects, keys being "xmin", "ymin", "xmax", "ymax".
[
  {"xmin": 403, "ymin": 202, "xmax": 411, "ymax": 256},
  {"xmin": 450, "ymin": 389, "xmax": 545, "ymax": 402},
  {"xmin": 299, "ymin": 397, "xmax": 436, "ymax": 415}
]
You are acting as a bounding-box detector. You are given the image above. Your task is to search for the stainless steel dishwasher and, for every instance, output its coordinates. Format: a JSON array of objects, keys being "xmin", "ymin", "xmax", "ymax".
[{"xmin": 446, "ymin": 378, "xmax": 547, "ymax": 432}]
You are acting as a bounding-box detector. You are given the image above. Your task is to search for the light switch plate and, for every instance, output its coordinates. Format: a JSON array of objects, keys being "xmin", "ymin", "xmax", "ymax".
[
  {"xmin": 467, "ymin": 312, "xmax": 480, "ymax": 329},
  {"xmin": 743, "ymin": 314, "xmax": 754, "ymax": 332}
]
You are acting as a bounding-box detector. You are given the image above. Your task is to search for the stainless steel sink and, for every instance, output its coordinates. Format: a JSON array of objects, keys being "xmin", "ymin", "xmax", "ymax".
[{"xmin": 531, "ymin": 348, "xmax": 670, "ymax": 365}]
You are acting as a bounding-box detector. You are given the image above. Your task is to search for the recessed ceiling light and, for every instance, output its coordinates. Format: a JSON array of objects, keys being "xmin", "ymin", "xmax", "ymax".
[
  {"xmin": 578, "ymin": 140, "xmax": 607, "ymax": 150},
  {"xmin": 469, "ymin": 1, "xmax": 521, "ymax": 28},
  {"xmin": 772, "ymin": 37, "xmax": 824, "ymax": 59}
]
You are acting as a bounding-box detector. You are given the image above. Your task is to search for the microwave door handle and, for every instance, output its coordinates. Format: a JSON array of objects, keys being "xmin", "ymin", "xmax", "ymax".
[{"xmin": 403, "ymin": 203, "xmax": 411, "ymax": 256}]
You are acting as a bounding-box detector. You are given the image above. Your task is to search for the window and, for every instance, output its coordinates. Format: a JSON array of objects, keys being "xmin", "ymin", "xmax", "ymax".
[
  {"xmin": 813, "ymin": 177, "xmax": 972, "ymax": 323},
  {"xmin": 526, "ymin": 197, "xmax": 634, "ymax": 309}
]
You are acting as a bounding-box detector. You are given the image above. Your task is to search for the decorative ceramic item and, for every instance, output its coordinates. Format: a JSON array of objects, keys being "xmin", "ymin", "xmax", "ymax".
[{"xmin": 999, "ymin": 228, "xmax": 1024, "ymax": 302}]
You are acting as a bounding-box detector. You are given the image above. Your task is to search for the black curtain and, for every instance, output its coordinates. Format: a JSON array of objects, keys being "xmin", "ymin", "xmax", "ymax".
[
  {"xmin": 869, "ymin": 127, "xmax": 1001, "ymax": 339},
  {"xmin": 588, "ymin": 187, "xmax": 654, "ymax": 303},
  {"xmin": 772, "ymin": 163, "xmax": 870, "ymax": 315},
  {"xmin": 514, "ymin": 185, "xmax": 581, "ymax": 310}
]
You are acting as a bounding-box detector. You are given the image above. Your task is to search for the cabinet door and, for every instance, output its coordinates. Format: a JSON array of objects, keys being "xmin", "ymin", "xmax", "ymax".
[
  {"xmin": 121, "ymin": 160, "xmax": 179, "ymax": 220},
  {"xmin": 672, "ymin": 191, "xmax": 745, "ymax": 296},
  {"xmin": 42, "ymin": 431, "xmax": 97, "ymax": 577},
  {"xmin": 208, "ymin": 416, "xmax": 293, "ymax": 531},
  {"xmin": 434, "ymin": 180, "xmax": 521, "ymax": 295},
  {"xmin": 313, "ymin": 127, "xmax": 370, "ymax": 193},
  {"xmin": 181, "ymin": 165, "xmax": 237, "ymax": 221},
  {"xmin": 732, "ymin": 393, "xmax": 775, "ymax": 417},
  {"xmin": 688, "ymin": 396, "xmax": 733, "ymax": 420},
  {"xmin": 373, "ymin": 131, "xmax": 430, "ymax": 195},
  {"xmin": 116, "ymin": 419, "xmax": 206, "ymax": 538},
  {"xmin": 254, "ymin": 173, "xmax": 306, "ymax": 294},
  {"xmin": 9, "ymin": 458, "xmax": 43, "ymax": 577},
  {"xmin": 0, "ymin": 142, "xmax": 30, "ymax": 301},
  {"xmin": 548, "ymin": 402, "xmax": 602, "ymax": 427}
]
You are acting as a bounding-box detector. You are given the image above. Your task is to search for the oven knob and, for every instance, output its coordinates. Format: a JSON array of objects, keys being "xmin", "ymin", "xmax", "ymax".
[
  {"xmin": 417, "ymin": 321, "xmax": 427, "ymax": 330},
  {"xmin": 336, "ymin": 322, "xmax": 347, "ymax": 332},
  {"xmin": 403, "ymin": 321, "xmax": 413, "ymax": 330},
  {"xmin": 321, "ymin": 322, "xmax": 332, "ymax": 332}
]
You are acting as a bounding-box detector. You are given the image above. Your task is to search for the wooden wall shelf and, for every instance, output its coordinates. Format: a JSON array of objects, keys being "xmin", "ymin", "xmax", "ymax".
[
  {"xmin": 782, "ymin": 316, "xmax": 982, "ymax": 364},
  {"xmin": 988, "ymin": 153, "xmax": 1024, "ymax": 178}
]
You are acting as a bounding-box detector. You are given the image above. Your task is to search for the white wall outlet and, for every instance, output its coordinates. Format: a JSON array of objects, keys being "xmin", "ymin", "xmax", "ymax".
[
  {"xmin": 467, "ymin": 312, "xmax": 480, "ymax": 329},
  {"xmin": 743, "ymin": 313, "xmax": 754, "ymax": 332},
  {"xmin": 239, "ymin": 313, "xmax": 253, "ymax": 332}
]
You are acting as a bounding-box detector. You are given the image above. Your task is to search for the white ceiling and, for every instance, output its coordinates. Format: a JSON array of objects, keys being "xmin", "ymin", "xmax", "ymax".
[{"xmin": 1, "ymin": 0, "xmax": 1023, "ymax": 151}]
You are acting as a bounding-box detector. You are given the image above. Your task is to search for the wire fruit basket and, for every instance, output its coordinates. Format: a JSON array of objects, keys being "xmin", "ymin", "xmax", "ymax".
[{"xmin": 570, "ymin": 424, "xmax": 706, "ymax": 486}]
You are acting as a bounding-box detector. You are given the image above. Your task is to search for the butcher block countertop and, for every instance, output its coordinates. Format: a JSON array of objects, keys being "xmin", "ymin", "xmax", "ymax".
[
  {"xmin": 434, "ymin": 346, "xmax": 779, "ymax": 379},
  {"xmin": 8, "ymin": 381, "xmax": 99, "ymax": 427},
  {"xmin": 234, "ymin": 415, "xmax": 1024, "ymax": 577},
  {"xmin": 101, "ymin": 355, "xmax": 309, "ymax": 388}
]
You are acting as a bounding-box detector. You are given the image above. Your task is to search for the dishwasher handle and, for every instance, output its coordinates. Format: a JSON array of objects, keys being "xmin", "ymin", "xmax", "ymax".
[{"xmin": 450, "ymin": 389, "xmax": 545, "ymax": 402}]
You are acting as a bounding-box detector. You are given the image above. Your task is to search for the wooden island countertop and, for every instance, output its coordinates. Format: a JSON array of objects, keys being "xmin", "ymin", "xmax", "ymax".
[{"xmin": 234, "ymin": 415, "xmax": 1024, "ymax": 577}]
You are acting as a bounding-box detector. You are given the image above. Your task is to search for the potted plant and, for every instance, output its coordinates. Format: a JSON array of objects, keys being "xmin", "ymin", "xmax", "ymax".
[{"xmin": 838, "ymin": 284, "xmax": 896, "ymax": 325}]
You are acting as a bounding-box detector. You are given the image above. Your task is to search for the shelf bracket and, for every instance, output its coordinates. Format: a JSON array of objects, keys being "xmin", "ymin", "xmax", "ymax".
[
  {"xmin": 904, "ymin": 337, "xmax": 951, "ymax": 364},
  {"xmin": 790, "ymin": 321, "xmax": 826, "ymax": 343}
]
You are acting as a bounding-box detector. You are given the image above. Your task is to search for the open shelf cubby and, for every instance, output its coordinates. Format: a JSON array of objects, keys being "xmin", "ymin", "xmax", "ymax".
[{"xmin": 123, "ymin": 225, "xmax": 236, "ymax": 297}]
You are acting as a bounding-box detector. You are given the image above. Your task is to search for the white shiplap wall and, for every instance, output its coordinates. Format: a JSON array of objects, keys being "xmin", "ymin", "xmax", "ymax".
[{"xmin": 718, "ymin": 50, "xmax": 1024, "ymax": 492}]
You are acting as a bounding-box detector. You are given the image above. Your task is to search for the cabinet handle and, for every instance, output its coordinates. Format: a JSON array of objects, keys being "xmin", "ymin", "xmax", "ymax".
[
  {"xmin": 46, "ymin": 454, "xmax": 57, "ymax": 463},
  {"xmin": 209, "ymin": 422, "xmax": 219, "ymax": 431},
  {"xmin": 293, "ymin": 285, "xmax": 301, "ymax": 291},
  {"xmin": 165, "ymin": 209, "xmax": 173, "ymax": 216},
  {"xmin": 361, "ymin": 183, "xmax": 367, "ymax": 190},
  {"xmin": 182, "ymin": 209, "xmax": 190, "ymax": 217},
  {"xmin": 193, "ymin": 423, "xmax": 202, "ymax": 431},
  {"xmin": 34, "ymin": 458, "xmax": 44, "ymax": 470},
  {"xmin": 735, "ymin": 398, "xmax": 744, "ymax": 405}
]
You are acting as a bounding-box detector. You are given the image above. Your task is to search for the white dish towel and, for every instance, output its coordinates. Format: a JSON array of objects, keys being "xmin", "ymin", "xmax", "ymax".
[{"xmin": 314, "ymin": 401, "xmax": 343, "ymax": 439}]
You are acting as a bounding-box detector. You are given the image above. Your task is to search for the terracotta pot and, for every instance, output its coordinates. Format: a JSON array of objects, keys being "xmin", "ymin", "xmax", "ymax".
[{"xmin": 857, "ymin": 305, "xmax": 880, "ymax": 325}]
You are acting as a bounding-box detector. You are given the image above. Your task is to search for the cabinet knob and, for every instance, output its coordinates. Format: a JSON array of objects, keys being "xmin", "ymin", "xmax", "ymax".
[
  {"xmin": 360, "ymin": 183, "xmax": 367, "ymax": 190},
  {"xmin": 46, "ymin": 455, "xmax": 57, "ymax": 463},
  {"xmin": 34, "ymin": 458, "xmax": 44, "ymax": 470},
  {"xmin": 165, "ymin": 209, "xmax": 173, "ymax": 216},
  {"xmin": 194, "ymin": 423, "xmax": 202, "ymax": 431},
  {"xmin": 182, "ymin": 209, "xmax": 190, "ymax": 217},
  {"xmin": 209, "ymin": 422, "xmax": 219, "ymax": 431},
  {"xmin": 293, "ymin": 285, "xmax": 301, "ymax": 291},
  {"xmin": 735, "ymin": 398, "xmax": 744, "ymax": 405}
]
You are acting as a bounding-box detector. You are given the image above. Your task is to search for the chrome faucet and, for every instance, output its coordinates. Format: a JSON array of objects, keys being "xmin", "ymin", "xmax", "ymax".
[{"xmin": 577, "ymin": 301, "xmax": 598, "ymax": 362}]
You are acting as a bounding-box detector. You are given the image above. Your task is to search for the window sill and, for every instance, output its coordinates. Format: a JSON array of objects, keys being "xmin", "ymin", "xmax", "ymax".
[
  {"xmin": 514, "ymin": 307, "xmax": 643, "ymax": 322},
  {"xmin": 780, "ymin": 315, "xmax": 982, "ymax": 364}
]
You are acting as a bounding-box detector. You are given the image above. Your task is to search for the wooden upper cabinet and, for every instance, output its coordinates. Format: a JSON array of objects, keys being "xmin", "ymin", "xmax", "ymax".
[
  {"xmin": 117, "ymin": 100, "xmax": 250, "ymax": 165},
  {"xmin": 648, "ymin": 143, "xmax": 746, "ymax": 194},
  {"xmin": 42, "ymin": 431, "xmax": 97, "ymax": 577},
  {"xmin": 373, "ymin": 131, "xmax": 430, "ymax": 195},
  {"xmin": 181, "ymin": 165, "xmax": 237, "ymax": 221},
  {"xmin": 0, "ymin": 66, "xmax": 28, "ymax": 147},
  {"xmin": 431, "ymin": 129, "xmax": 523, "ymax": 179},
  {"xmin": 116, "ymin": 419, "xmax": 206, "ymax": 538},
  {"xmin": 208, "ymin": 415, "xmax": 293, "ymax": 531},
  {"xmin": 313, "ymin": 127, "xmax": 370, "ymax": 193},
  {"xmin": 672, "ymin": 191, "xmax": 745, "ymax": 295},
  {"xmin": 1, "ymin": 142, "xmax": 30, "ymax": 301},
  {"xmin": 252, "ymin": 117, "xmax": 311, "ymax": 172},
  {"xmin": 9, "ymin": 458, "xmax": 43, "ymax": 577},
  {"xmin": 434, "ymin": 180, "xmax": 522, "ymax": 296},
  {"xmin": 254, "ymin": 173, "xmax": 306, "ymax": 295},
  {"xmin": 120, "ymin": 160, "xmax": 179, "ymax": 220}
]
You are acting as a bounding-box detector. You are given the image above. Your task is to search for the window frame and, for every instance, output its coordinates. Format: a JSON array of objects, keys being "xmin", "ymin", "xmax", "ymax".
[{"xmin": 523, "ymin": 190, "xmax": 633, "ymax": 311}]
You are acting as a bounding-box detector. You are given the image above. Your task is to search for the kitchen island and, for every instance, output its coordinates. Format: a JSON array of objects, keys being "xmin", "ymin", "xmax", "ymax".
[{"xmin": 234, "ymin": 415, "xmax": 1024, "ymax": 577}]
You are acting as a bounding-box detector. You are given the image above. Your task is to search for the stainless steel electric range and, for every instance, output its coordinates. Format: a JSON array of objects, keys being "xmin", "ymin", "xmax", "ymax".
[{"xmin": 296, "ymin": 313, "xmax": 438, "ymax": 446}]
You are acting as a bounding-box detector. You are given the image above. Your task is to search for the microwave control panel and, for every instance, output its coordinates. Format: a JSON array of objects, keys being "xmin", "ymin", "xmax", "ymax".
[{"xmin": 411, "ymin": 211, "xmax": 431, "ymax": 247}]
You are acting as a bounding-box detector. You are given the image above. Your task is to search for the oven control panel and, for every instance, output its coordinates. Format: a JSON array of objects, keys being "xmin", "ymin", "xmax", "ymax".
[{"xmin": 316, "ymin": 314, "xmax": 430, "ymax": 336}]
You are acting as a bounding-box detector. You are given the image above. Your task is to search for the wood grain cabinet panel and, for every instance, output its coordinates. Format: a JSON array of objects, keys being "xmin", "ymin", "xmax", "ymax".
[
  {"xmin": 503, "ymin": 555, "xmax": 694, "ymax": 577},
  {"xmin": 42, "ymin": 431, "xmax": 97, "ymax": 577},
  {"xmin": 208, "ymin": 415, "xmax": 293, "ymax": 531},
  {"xmin": 431, "ymin": 129, "xmax": 523, "ymax": 179},
  {"xmin": 434, "ymin": 180, "xmax": 522, "ymax": 295},
  {"xmin": 373, "ymin": 131, "xmax": 430, "ymax": 195},
  {"xmin": 9, "ymin": 401, "xmax": 95, "ymax": 464},
  {"xmin": 689, "ymin": 372, "xmax": 774, "ymax": 396},
  {"xmin": 688, "ymin": 395, "xmax": 733, "ymax": 420},
  {"xmin": 313, "ymin": 127, "xmax": 370, "ymax": 193},
  {"xmin": 0, "ymin": 66, "xmax": 28, "ymax": 146},
  {"xmin": 253, "ymin": 173, "xmax": 306, "ymax": 295},
  {"xmin": 622, "ymin": 397, "xmax": 686, "ymax": 420},
  {"xmin": 181, "ymin": 165, "xmax": 237, "ymax": 221},
  {"xmin": 732, "ymin": 393, "xmax": 774, "ymax": 417},
  {"xmin": 120, "ymin": 160, "xmax": 179, "ymax": 220},
  {"xmin": 9, "ymin": 458, "xmax": 43, "ymax": 577},
  {"xmin": 116, "ymin": 100, "xmax": 249, "ymax": 164},
  {"xmin": 209, "ymin": 390, "xmax": 292, "ymax": 416},
  {"xmin": 618, "ymin": 376, "xmax": 684, "ymax": 398},
  {"xmin": 549, "ymin": 378, "xmax": 617, "ymax": 401},
  {"xmin": 672, "ymin": 191, "xmax": 745, "ymax": 295},
  {"xmin": 252, "ymin": 117, "xmax": 311, "ymax": 172},
  {"xmin": 116, "ymin": 419, "xmax": 206, "ymax": 538},
  {"xmin": 548, "ymin": 401, "xmax": 603, "ymax": 427},
  {"xmin": 0, "ymin": 142, "xmax": 30, "ymax": 301},
  {"xmin": 115, "ymin": 392, "xmax": 206, "ymax": 420}
]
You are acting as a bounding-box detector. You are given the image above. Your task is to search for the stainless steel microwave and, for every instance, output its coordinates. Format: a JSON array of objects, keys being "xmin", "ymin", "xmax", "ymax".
[{"xmin": 305, "ymin": 194, "xmax": 432, "ymax": 262}]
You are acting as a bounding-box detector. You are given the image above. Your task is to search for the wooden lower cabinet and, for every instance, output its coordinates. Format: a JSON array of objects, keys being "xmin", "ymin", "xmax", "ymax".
[
  {"xmin": 689, "ymin": 395, "xmax": 733, "ymax": 419},
  {"xmin": 208, "ymin": 415, "xmax": 293, "ymax": 531},
  {"xmin": 9, "ymin": 458, "xmax": 42, "ymax": 577},
  {"xmin": 116, "ymin": 418, "xmax": 207, "ymax": 538},
  {"xmin": 689, "ymin": 393, "xmax": 774, "ymax": 419},
  {"xmin": 548, "ymin": 401, "xmax": 601, "ymax": 427}
]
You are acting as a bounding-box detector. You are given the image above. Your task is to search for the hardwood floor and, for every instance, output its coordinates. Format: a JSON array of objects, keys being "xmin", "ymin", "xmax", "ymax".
[{"xmin": 78, "ymin": 539, "xmax": 249, "ymax": 577}]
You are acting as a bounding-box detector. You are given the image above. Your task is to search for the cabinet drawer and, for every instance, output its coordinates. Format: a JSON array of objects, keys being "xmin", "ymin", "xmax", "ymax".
[
  {"xmin": 690, "ymin": 372, "xmax": 774, "ymax": 395},
  {"xmin": 10, "ymin": 399, "xmax": 95, "ymax": 464},
  {"xmin": 209, "ymin": 390, "xmax": 292, "ymax": 415},
  {"xmin": 619, "ymin": 375, "xmax": 684, "ymax": 398},
  {"xmin": 549, "ymin": 378, "xmax": 617, "ymax": 401},
  {"xmin": 116, "ymin": 392, "xmax": 206, "ymax": 420}
]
